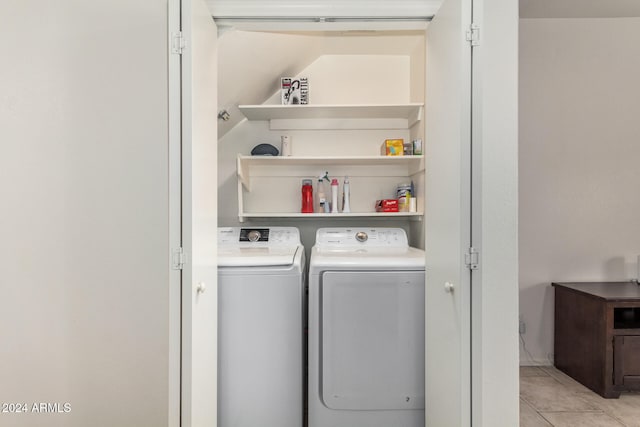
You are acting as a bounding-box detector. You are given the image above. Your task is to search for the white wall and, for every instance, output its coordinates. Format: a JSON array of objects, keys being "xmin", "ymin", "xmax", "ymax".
[
  {"xmin": 519, "ymin": 18, "xmax": 640, "ymax": 364},
  {"xmin": 0, "ymin": 1, "xmax": 172, "ymax": 426}
]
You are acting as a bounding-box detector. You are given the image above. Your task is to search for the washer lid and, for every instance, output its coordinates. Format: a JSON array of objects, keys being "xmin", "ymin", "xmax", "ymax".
[
  {"xmin": 218, "ymin": 227, "xmax": 302, "ymax": 267},
  {"xmin": 218, "ymin": 246, "xmax": 301, "ymax": 267}
]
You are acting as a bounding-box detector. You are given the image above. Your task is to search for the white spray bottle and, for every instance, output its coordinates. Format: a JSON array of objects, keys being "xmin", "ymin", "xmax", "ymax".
[
  {"xmin": 330, "ymin": 178, "xmax": 339, "ymax": 213},
  {"xmin": 342, "ymin": 176, "xmax": 351, "ymax": 213},
  {"xmin": 316, "ymin": 172, "xmax": 330, "ymax": 213}
]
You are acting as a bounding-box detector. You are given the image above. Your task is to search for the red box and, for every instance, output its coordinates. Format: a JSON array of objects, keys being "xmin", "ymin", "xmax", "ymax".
[{"xmin": 375, "ymin": 199, "xmax": 399, "ymax": 212}]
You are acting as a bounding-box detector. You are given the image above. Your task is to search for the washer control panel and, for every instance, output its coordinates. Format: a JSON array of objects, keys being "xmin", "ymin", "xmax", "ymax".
[
  {"xmin": 240, "ymin": 228, "xmax": 269, "ymax": 242},
  {"xmin": 218, "ymin": 227, "xmax": 301, "ymax": 246},
  {"xmin": 315, "ymin": 228, "xmax": 408, "ymax": 248}
]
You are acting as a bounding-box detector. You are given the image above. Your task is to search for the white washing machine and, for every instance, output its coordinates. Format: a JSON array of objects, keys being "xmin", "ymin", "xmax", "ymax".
[
  {"xmin": 308, "ymin": 227, "xmax": 425, "ymax": 427},
  {"xmin": 217, "ymin": 227, "xmax": 305, "ymax": 427}
]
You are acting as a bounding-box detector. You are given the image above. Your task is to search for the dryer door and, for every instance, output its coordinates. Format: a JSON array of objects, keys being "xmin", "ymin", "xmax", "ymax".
[{"xmin": 320, "ymin": 270, "xmax": 425, "ymax": 410}]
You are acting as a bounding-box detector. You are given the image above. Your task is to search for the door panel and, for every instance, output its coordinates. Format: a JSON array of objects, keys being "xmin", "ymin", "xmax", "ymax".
[
  {"xmin": 321, "ymin": 271, "xmax": 425, "ymax": 411},
  {"xmin": 1, "ymin": 2, "xmax": 172, "ymax": 427},
  {"xmin": 218, "ymin": 272, "xmax": 304, "ymax": 427},
  {"xmin": 470, "ymin": 0, "xmax": 519, "ymax": 424},
  {"xmin": 181, "ymin": 0, "xmax": 218, "ymax": 425},
  {"xmin": 615, "ymin": 336, "xmax": 640, "ymax": 386},
  {"xmin": 425, "ymin": 0, "xmax": 472, "ymax": 424}
]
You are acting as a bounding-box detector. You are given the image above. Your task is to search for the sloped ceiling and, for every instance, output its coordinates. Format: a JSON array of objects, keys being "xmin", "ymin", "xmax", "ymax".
[
  {"xmin": 217, "ymin": 30, "xmax": 424, "ymax": 137},
  {"xmin": 216, "ymin": 31, "xmax": 320, "ymax": 137}
]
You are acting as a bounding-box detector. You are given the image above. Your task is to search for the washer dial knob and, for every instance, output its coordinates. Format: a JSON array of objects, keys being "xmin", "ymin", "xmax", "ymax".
[
  {"xmin": 247, "ymin": 230, "xmax": 261, "ymax": 242},
  {"xmin": 355, "ymin": 231, "xmax": 368, "ymax": 242}
]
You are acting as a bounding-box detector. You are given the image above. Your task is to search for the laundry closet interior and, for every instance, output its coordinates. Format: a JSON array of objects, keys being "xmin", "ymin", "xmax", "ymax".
[{"xmin": 216, "ymin": 28, "xmax": 428, "ymax": 253}]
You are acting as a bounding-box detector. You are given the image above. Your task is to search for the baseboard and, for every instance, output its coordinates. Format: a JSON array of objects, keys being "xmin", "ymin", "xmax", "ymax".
[{"xmin": 519, "ymin": 358, "xmax": 552, "ymax": 367}]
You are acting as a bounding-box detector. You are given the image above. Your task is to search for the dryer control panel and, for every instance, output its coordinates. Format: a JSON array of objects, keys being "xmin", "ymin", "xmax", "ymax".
[
  {"xmin": 315, "ymin": 228, "xmax": 408, "ymax": 248},
  {"xmin": 218, "ymin": 227, "xmax": 301, "ymax": 246}
]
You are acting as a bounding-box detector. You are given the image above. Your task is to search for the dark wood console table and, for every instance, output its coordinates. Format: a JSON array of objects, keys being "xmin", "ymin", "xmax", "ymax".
[{"xmin": 552, "ymin": 281, "xmax": 640, "ymax": 398}]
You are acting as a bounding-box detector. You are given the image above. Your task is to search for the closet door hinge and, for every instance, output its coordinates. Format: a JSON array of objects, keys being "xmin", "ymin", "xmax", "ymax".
[
  {"xmin": 171, "ymin": 31, "xmax": 186, "ymax": 54},
  {"xmin": 465, "ymin": 247, "xmax": 479, "ymax": 270},
  {"xmin": 172, "ymin": 247, "xmax": 185, "ymax": 270},
  {"xmin": 466, "ymin": 24, "xmax": 480, "ymax": 46}
]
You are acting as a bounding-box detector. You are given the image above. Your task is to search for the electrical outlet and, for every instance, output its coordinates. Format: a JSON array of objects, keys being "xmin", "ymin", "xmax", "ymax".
[{"xmin": 519, "ymin": 319, "xmax": 526, "ymax": 335}]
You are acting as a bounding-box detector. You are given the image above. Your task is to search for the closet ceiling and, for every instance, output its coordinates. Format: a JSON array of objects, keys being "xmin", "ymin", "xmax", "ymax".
[{"xmin": 206, "ymin": 0, "xmax": 443, "ymax": 19}]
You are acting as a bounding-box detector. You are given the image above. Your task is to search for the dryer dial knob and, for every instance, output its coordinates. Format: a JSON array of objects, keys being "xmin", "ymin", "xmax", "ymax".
[
  {"xmin": 355, "ymin": 231, "xmax": 368, "ymax": 242},
  {"xmin": 248, "ymin": 230, "xmax": 261, "ymax": 242}
]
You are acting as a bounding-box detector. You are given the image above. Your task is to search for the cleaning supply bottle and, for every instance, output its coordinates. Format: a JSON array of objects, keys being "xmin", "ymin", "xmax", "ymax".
[
  {"xmin": 342, "ymin": 176, "xmax": 351, "ymax": 213},
  {"xmin": 397, "ymin": 182, "xmax": 411, "ymax": 212},
  {"xmin": 301, "ymin": 179, "xmax": 313, "ymax": 213},
  {"xmin": 316, "ymin": 172, "xmax": 330, "ymax": 213},
  {"xmin": 331, "ymin": 178, "xmax": 339, "ymax": 213}
]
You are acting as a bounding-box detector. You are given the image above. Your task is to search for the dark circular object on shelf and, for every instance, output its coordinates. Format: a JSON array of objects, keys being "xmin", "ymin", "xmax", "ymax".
[{"xmin": 251, "ymin": 143, "xmax": 279, "ymax": 156}]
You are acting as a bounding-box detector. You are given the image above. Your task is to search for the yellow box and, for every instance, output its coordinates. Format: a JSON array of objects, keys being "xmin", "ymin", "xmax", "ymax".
[{"xmin": 380, "ymin": 139, "xmax": 404, "ymax": 156}]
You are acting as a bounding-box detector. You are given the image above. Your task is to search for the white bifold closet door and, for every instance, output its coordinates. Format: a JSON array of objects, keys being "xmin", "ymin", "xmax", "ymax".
[
  {"xmin": 424, "ymin": 0, "xmax": 473, "ymax": 425},
  {"xmin": 179, "ymin": 0, "xmax": 219, "ymax": 426}
]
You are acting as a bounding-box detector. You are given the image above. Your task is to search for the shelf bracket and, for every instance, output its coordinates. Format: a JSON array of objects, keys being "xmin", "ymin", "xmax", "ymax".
[
  {"xmin": 237, "ymin": 155, "xmax": 251, "ymax": 191},
  {"xmin": 408, "ymin": 106, "xmax": 423, "ymax": 128}
]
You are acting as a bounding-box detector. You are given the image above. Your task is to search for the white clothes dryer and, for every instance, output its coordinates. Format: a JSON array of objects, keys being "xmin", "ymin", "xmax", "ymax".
[
  {"xmin": 217, "ymin": 227, "xmax": 305, "ymax": 427},
  {"xmin": 308, "ymin": 228, "xmax": 425, "ymax": 427}
]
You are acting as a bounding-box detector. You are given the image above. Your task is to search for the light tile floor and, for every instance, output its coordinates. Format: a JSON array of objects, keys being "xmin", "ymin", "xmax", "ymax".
[{"xmin": 520, "ymin": 366, "xmax": 640, "ymax": 427}]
